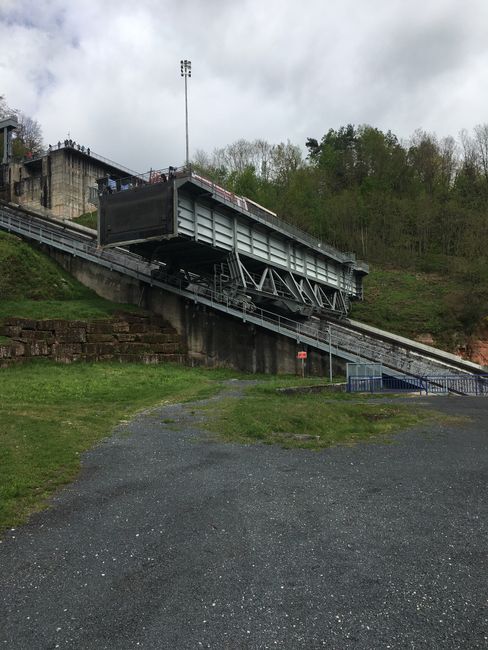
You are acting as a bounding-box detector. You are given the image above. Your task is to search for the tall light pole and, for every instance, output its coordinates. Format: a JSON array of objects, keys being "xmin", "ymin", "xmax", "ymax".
[{"xmin": 180, "ymin": 59, "xmax": 191, "ymax": 167}]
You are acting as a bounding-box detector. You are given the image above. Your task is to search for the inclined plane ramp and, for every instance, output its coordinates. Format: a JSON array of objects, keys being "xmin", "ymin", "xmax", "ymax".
[{"xmin": 0, "ymin": 200, "xmax": 485, "ymax": 386}]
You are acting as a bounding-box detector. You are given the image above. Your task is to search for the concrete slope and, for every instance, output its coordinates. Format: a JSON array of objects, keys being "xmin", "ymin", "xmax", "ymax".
[{"xmin": 322, "ymin": 317, "xmax": 486, "ymax": 379}]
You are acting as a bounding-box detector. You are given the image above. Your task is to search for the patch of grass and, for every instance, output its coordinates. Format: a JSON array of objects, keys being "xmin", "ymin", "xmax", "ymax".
[
  {"xmin": 0, "ymin": 231, "xmax": 142, "ymax": 320},
  {"xmin": 0, "ymin": 231, "xmax": 86, "ymax": 302},
  {"xmin": 0, "ymin": 361, "xmax": 235, "ymax": 534},
  {"xmin": 74, "ymin": 211, "xmax": 98, "ymax": 230},
  {"xmin": 237, "ymin": 376, "xmax": 344, "ymax": 390},
  {"xmin": 0, "ymin": 335, "xmax": 11, "ymax": 345},
  {"xmin": 205, "ymin": 383, "xmax": 435, "ymax": 449},
  {"xmin": 349, "ymin": 266, "xmax": 465, "ymax": 349},
  {"xmin": 0, "ymin": 299, "xmax": 143, "ymax": 321}
]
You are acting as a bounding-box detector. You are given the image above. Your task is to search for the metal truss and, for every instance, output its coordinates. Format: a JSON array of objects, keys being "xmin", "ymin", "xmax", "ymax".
[{"xmin": 224, "ymin": 251, "xmax": 350, "ymax": 317}]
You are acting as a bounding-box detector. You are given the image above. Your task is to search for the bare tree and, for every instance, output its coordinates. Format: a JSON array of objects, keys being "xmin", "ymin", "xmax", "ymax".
[
  {"xmin": 192, "ymin": 148, "xmax": 212, "ymax": 170},
  {"xmin": 459, "ymin": 129, "xmax": 477, "ymax": 168},
  {"xmin": 438, "ymin": 136, "xmax": 459, "ymax": 189},
  {"xmin": 199, "ymin": 138, "xmax": 303, "ymax": 184},
  {"xmin": 15, "ymin": 112, "xmax": 44, "ymax": 155},
  {"xmin": 224, "ymin": 139, "xmax": 255, "ymax": 174},
  {"xmin": 473, "ymin": 123, "xmax": 488, "ymax": 183},
  {"xmin": 250, "ymin": 139, "xmax": 274, "ymax": 181},
  {"xmin": 0, "ymin": 97, "xmax": 44, "ymax": 155},
  {"xmin": 270, "ymin": 140, "xmax": 303, "ymax": 185}
]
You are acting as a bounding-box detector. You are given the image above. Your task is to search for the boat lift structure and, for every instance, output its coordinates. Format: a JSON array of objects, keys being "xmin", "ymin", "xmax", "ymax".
[{"xmin": 97, "ymin": 168, "xmax": 369, "ymax": 318}]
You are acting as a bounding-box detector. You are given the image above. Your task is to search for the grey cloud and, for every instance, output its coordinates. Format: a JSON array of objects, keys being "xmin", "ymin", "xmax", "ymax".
[{"xmin": 1, "ymin": 0, "xmax": 488, "ymax": 171}]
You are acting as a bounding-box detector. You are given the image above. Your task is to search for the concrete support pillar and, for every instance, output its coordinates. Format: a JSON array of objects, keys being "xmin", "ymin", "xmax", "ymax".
[{"xmin": 1, "ymin": 117, "xmax": 18, "ymax": 165}]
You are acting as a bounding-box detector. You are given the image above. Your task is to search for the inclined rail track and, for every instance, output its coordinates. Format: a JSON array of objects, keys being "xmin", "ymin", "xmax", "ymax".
[{"xmin": 1, "ymin": 201, "xmax": 485, "ymax": 388}]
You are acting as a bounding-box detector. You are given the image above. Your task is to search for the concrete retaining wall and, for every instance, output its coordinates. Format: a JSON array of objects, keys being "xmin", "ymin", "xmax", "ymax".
[{"xmin": 44, "ymin": 246, "xmax": 342, "ymax": 376}]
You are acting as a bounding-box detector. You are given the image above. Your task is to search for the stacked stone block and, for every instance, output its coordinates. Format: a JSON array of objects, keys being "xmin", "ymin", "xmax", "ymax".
[{"xmin": 0, "ymin": 313, "xmax": 185, "ymax": 367}]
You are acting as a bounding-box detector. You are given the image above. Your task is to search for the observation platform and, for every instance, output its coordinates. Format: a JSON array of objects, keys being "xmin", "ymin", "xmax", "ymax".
[{"xmin": 98, "ymin": 167, "xmax": 368, "ymax": 317}]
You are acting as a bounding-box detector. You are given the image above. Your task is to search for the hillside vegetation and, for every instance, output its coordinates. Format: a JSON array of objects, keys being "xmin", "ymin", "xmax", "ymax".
[
  {"xmin": 75, "ymin": 210, "xmax": 97, "ymax": 230},
  {"xmin": 0, "ymin": 231, "xmax": 138, "ymax": 319},
  {"xmin": 349, "ymin": 267, "xmax": 470, "ymax": 350},
  {"xmin": 195, "ymin": 125, "xmax": 488, "ymax": 347}
]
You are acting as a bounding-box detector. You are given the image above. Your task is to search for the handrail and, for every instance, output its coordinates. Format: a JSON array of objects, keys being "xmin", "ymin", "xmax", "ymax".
[
  {"xmin": 0, "ymin": 200, "xmax": 327, "ymax": 344},
  {"xmin": 15, "ymin": 143, "xmax": 142, "ymax": 179},
  {"xmin": 188, "ymin": 171, "xmax": 357, "ymax": 264},
  {"xmin": 348, "ymin": 374, "xmax": 488, "ymax": 395}
]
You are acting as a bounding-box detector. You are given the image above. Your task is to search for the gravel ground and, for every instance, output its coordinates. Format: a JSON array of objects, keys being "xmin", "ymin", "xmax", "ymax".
[{"xmin": 1, "ymin": 385, "xmax": 487, "ymax": 649}]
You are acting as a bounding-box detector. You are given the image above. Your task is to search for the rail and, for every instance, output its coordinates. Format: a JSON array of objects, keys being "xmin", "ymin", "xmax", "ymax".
[
  {"xmin": 3, "ymin": 207, "xmax": 337, "ymax": 345},
  {"xmin": 11, "ymin": 146, "xmax": 366, "ymax": 268},
  {"xmin": 188, "ymin": 171, "xmax": 358, "ymax": 264},
  {"xmin": 0, "ymin": 200, "xmax": 337, "ymax": 348}
]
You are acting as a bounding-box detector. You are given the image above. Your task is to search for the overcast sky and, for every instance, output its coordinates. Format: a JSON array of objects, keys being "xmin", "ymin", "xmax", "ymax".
[{"xmin": 1, "ymin": 0, "xmax": 487, "ymax": 173}]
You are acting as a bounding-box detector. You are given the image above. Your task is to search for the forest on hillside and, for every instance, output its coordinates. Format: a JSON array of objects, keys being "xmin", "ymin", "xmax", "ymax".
[{"xmin": 194, "ymin": 125, "xmax": 488, "ymax": 336}]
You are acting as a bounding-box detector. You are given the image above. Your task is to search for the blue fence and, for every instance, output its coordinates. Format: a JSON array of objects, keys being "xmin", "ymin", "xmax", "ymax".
[{"xmin": 347, "ymin": 374, "xmax": 488, "ymax": 395}]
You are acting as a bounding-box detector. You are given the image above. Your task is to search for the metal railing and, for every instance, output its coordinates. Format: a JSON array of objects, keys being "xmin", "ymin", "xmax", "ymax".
[
  {"xmin": 10, "ymin": 146, "xmax": 367, "ymax": 269},
  {"xmin": 15, "ymin": 143, "xmax": 142, "ymax": 179},
  {"xmin": 348, "ymin": 374, "xmax": 488, "ymax": 395},
  {"xmin": 0, "ymin": 201, "xmax": 335, "ymax": 348},
  {"xmin": 189, "ymin": 171, "xmax": 358, "ymax": 264},
  {"xmin": 0, "ymin": 202, "xmax": 374, "ymax": 365}
]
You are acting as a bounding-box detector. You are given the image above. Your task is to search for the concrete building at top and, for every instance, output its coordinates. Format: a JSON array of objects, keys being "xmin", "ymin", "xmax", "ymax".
[{"xmin": 0, "ymin": 117, "xmax": 137, "ymax": 220}]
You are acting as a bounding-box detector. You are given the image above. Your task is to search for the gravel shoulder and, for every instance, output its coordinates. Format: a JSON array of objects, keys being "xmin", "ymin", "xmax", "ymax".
[{"xmin": 1, "ymin": 386, "xmax": 487, "ymax": 649}]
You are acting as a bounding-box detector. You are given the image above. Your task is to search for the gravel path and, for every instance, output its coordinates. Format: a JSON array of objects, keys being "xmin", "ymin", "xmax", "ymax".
[{"xmin": 1, "ymin": 386, "xmax": 487, "ymax": 649}]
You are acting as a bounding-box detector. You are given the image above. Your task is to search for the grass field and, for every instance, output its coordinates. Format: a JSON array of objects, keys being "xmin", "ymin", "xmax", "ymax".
[
  {"xmin": 205, "ymin": 379, "xmax": 433, "ymax": 449},
  {"xmin": 0, "ymin": 361, "xmax": 234, "ymax": 534},
  {"xmin": 0, "ymin": 363, "xmax": 436, "ymax": 536},
  {"xmin": 0, "ymin": 231, "xmax": 442, "ymax": 535}
]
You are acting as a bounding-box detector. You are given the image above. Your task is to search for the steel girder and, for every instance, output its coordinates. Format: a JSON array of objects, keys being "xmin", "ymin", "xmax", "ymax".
[{"xmin": 225, "ymin": 251, "xmax": 349, "ymax": 317}]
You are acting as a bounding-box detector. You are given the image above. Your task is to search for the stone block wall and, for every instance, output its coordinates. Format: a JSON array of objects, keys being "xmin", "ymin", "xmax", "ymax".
[{"xmin": 0, "ymin": 313, "xmax": 186, "ymax": 367}]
